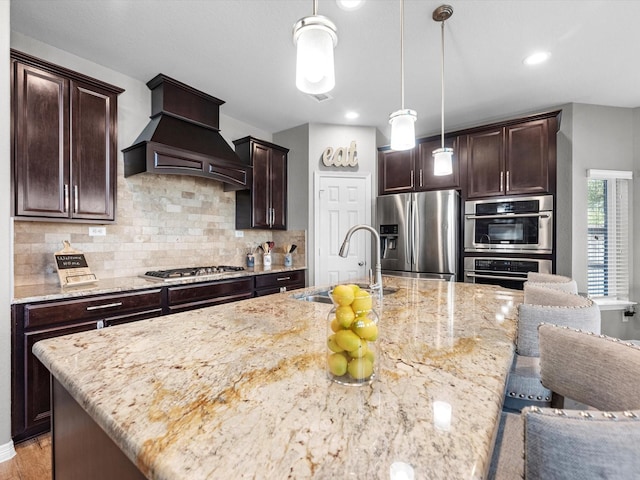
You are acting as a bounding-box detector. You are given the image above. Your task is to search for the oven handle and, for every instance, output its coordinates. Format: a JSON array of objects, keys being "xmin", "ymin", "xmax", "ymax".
[
  {"xmin": 466, "ymin": 272, "xmax": 527, "ymax": 282},
  {"xmin": 465, "ymin": 213, "xmax": 551, "ymax": 220}
]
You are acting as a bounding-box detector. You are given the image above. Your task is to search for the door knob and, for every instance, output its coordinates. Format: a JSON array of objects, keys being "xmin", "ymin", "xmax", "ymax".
[{"xmin": 358, "ymin": 261, "xmax": 365, "ymax": 266}]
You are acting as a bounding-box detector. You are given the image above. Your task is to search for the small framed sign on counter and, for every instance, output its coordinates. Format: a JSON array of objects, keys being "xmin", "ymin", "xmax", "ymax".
[{"xmin": 54, "ymin": 241, "xmax": 98, "ymax": 287}]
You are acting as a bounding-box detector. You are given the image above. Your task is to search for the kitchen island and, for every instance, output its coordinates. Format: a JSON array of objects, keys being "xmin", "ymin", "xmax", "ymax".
[{"xmin": 33, "ymin": 276, "xmax": 521, "ymax": 479}]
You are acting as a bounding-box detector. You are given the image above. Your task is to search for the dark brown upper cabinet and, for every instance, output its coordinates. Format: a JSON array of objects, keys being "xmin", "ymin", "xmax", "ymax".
[
  {"xmin": 463, "ymin": 113, "xmax": 559, "ymax": 199},
  {"xmin": 11, "ymin": 50, "xmax": 123, "ymax": 222},
  {"xmin": 234, "ymin": 137, "xmax": 288, "ymax": 230},
  {"xmin": 378, "ymin": 136, "xmax": 460, "ymax": 195},
  {"xmin": 377, "ymin": 148, "xmax": 415, "ymax": 195},
  {"xmin": 416, "ymin": 136, "xmax": 460, "ymax": 191}
]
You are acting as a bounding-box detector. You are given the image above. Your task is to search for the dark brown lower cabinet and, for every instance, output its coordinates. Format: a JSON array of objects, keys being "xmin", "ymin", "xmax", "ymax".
[
  {"xmin": 12, "ymin": 270, "xmax": 306, "ymax": 443},
  {"xmin": 167, "ymin": 277, "xmax": 254, "ymax": 313},
  {"xmin": 52, "ymin": 378, "xmax": 146, "ymax": 480},
  {"xmin": 254, "ymin": 270, "xmax": 306, "ymax": 296},
  {"xmin": 12, "ymin": 289, "xmax": 163, "ymax": 443}
]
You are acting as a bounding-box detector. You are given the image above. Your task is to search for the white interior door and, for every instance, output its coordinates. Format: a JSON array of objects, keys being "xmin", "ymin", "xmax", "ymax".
[{"xmin": 315, "ymin": 172, "xmax": 371, "ymax": 286}]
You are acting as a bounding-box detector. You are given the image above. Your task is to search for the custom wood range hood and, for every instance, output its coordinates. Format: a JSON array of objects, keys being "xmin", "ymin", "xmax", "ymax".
[{"xmin": 123, "ymin": 74, "xmax": 251, "ymax": 190}]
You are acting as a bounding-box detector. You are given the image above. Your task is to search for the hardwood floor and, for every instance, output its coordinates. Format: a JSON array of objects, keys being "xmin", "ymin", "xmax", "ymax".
[{"xmin": 0, "ymin": 434, "xmax": 51, "ymax": 480}]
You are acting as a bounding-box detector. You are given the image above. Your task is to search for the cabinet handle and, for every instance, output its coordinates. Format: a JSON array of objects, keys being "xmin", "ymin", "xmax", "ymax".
[
  {"xmin": 74, "ymin": 185, "xmax": 79, "ymax": 213},
  {"xmin": 64, "ymin": 184, "xmax": 69, "ymax": 212},
  {"xmin": 500, "ymin": 171, "xmax": 504, "ymax": 192},
  {"xmin": 506, "ymin": 171, "xmax": 510, "ymax": 192},
  {"xmin": 271, "ymin": 208, "xmax": 275, "ymax": 227},
  {"xmin": 86, "ymin": 302, "xmax": 123, "ymax": 311},
  {"xmin": 410, "ymin": 170, "xmax": 415, "ymax": 187},
  {"xmin": 276, "ymin": 276, "xmax": 291, "ymax": 282},
  {"xmin": 419, "ymin": 169, "xmax": 423, "ymax": 187}
]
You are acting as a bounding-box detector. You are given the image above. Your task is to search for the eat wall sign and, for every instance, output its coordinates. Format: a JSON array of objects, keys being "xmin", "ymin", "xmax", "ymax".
[{"xmin": 322, "ymin": 140, "xmax": 358, "ymax": 167}]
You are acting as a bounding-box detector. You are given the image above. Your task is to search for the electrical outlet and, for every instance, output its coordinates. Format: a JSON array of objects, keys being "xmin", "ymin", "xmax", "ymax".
[
  {"xmin": 235, "ymin": 230, "xmax": 244, "ymax": 238},
  {"xmin": 89, "ymin": 227, "xmax": 106, "ymax": 236}
]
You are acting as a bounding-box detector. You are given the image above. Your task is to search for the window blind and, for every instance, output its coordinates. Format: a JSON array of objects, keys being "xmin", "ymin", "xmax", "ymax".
[{"xmin": 587, "ymin": 172, "xmax": 631, "ymax": 300}]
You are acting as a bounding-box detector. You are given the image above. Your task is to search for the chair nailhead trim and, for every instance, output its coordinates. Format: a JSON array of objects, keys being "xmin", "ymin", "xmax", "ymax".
[{"xmin": 539, "ymin": 324, "xmax": 640, "ymax": 350}]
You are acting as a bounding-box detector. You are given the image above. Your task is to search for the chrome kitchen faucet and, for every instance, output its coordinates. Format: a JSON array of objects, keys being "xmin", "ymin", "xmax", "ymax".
[{"xmin": 339, "ymin": 224, "xmax": 383, "ymax": 300}]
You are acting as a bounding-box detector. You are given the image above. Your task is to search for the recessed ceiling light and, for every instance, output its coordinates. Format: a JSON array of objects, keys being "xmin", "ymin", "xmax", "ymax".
[
  {"xmin": 523, "ymin": 51, "xmax": 551, "ymax": 66},
  {"xmin": 345, "ymin": 111, "xmax": 359, "ymax": 120},
  {"xmin": 336, "ymin": 0, "xmax": 366, "ymax": 11}
]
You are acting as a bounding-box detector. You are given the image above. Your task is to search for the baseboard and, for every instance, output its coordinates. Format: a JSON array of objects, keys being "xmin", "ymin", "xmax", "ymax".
[{"xmin": 0, "ymin": 439, "xmax": 17, "ymax": 463}]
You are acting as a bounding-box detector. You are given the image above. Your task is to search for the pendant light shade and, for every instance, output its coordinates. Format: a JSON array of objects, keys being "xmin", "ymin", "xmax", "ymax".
[
  {"xmin": 389, "ymin": 0, "xmax": 416, "ymax": 151},
  {"xmin": 432, "ymin": 5, "xmax": 453, "ymax": 176},
  {"xmin": 389, "ymin": 109, "xmax": 417, "ymax": 151},
  {"xmin": 293, "ymin": 5, "xmax": 338, "ymax": 95},
  {"xmin": 433, "ymin": 147, "xmax": 453, "ymax": 176}
]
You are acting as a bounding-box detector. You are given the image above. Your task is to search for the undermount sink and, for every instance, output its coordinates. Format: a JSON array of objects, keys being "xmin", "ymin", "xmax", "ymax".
[
  {"xmin": 352, "ymin": 283, "xmax": 398, "ymax": 295},
  {"xmin": 295, "ymin": 284, "xmax": 398, "ymax": 304},
  {"xmin": 297, "ymin": 294, "xmax": 333, "ymax": 304}
]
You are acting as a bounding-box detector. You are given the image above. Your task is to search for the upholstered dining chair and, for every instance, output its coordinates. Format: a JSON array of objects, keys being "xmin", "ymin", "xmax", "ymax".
[
  {"xmin": 490, "ymin": 324, "xmax": 640, "ymax": 480},
  {"xmin": 526, "ymin": 271, "xmax": 578, "ymax": 294},
  {"xmin": 503, "ymin": 284, "xmax": 601, "ymax": 412}
]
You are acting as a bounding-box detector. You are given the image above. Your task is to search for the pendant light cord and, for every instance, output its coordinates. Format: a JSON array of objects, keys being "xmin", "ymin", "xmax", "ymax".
[
  {"xmin": 439, "ymin": 19, "xmax": 445, "ymax": 149},
  {"xmin": 400, "ymin": 0, "xmax": 405, "ymax": 110},
  {"xmin": 313, "ymin": 0, "xmax": 318, "ymax": 15}
]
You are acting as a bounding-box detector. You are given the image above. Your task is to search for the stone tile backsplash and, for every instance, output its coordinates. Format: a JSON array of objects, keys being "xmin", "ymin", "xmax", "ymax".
[{"xmin": 14, "ymin": 173, "xmax": 306, "ymax": 286}]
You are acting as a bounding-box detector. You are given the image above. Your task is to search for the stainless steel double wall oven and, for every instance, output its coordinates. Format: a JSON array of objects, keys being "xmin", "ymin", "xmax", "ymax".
[{"xmin": 463, "ymin": 194, "xmax": 554, "ymax": 289}]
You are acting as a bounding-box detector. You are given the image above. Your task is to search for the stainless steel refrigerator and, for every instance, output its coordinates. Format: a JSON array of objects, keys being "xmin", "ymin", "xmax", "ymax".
[{"xmin": 376, "ymin": 190, "xmax": 459, "ymax": 280}]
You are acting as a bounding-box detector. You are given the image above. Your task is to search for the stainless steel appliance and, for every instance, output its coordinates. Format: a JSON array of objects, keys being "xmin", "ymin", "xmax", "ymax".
[
  {"xmin": 463, "ymin": 257, "xmax": 552, "ymax": 290},
  {"xmin": 376, "ymin": 190, "xmax": 459, "ymax": 280},
  {"xmin": 464, "ymin": 194, "xmax": 553, "ymax": 254},
  {"xmin": 142, "ymin": 265, "xmax": 245, "ymax": 281}
]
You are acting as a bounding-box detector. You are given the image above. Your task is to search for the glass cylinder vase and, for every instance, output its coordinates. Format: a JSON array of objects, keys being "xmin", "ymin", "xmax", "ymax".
[{"xmin": 326, "ymin": 285, "xmax": 379, "ymax": 386}]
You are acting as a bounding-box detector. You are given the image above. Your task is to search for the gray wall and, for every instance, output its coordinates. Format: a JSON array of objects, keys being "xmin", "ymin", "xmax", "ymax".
[
  {"xmin": 274, "ymin": 124, "xmax": 309, "ymax": 231},
  {"xmin": 275, "ymin": 123, "xmax": 378, "ymax": 285},
  {"xmin": 1, "ymin": 0, "xmax": 12, "ymax": 454},
  {"xmin": 307, "ymin": 123, "xmax": 378, "ymax": 284},
  {"xmin": 568, "ymin": 104, "xmax": 639, "ymax": 338},
  {"xmin": 555, "ymin": 104, "xmax": 573, "ymax": 277}
]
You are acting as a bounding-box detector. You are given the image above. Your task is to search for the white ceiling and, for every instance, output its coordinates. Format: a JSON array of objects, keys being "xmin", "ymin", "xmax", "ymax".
[{"xmin": 10, "ymin": 0, "xmax": 640, "ymax": 138}]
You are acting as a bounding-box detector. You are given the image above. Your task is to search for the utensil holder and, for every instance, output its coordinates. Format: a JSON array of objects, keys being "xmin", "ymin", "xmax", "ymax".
[
  {"xmin": 246, "ymin": 254, "xmax": 255, "ymax": 268},
  {"xmin": 284, "ymin": 253, "xmax": 292, "ymax": 267},
  {"xmin": 263, "ymin": 253, "xmax": 272, "ymax": 267}
]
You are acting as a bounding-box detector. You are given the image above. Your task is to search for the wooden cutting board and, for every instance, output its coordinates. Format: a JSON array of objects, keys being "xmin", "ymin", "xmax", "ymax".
[{"xmin": 54, "ymin": 241, "xmax": 98, "ymax": 287}]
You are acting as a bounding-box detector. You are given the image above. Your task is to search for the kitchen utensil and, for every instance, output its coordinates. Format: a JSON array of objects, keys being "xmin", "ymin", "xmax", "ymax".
[{"xmin": 290, "ymin": 244, "xmax": 297, "ymax": 253}]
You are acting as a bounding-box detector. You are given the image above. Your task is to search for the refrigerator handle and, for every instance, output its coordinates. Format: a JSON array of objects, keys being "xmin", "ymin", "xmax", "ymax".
[
  {"xmin": 411, "ymin": 197, "xmax": 418, "ymax": 265},
  {"xmin": 406, "ymin": 197, "xmax": 413, "ymax": 265}
]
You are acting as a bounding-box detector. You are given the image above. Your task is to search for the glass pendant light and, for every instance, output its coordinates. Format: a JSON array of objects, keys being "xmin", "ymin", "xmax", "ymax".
[
  {"xmin": 293, "ymin": 0, "xmax": 338, "ymax": 95},
  {"xmin": 389, "ymin": 0, "xmax": 416, "ymax": 151},
  {"xmin": 432, "ymin": 5, "xmax": 453, "ymax": 176}
]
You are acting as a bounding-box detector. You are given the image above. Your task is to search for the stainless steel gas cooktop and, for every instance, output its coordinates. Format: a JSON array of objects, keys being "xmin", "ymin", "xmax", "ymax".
[{"xmin": 142, "ymin": 266, "xmax": 245, "ymax": 281}]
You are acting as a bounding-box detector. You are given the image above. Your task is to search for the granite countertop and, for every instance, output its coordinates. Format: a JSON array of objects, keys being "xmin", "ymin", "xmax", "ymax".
[
  {"xmin": 12, "ymin": 265, "xmax": 307, "ymax": 304},
  {"xmin": 33, "ymin": 276, "xmax": 521, "ymax": 479}
]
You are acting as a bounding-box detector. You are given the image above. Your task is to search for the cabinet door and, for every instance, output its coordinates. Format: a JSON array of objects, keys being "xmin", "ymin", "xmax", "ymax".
[
  {"xmin": 70, "ymin": 81, "xmax": 117, "ymax": 220},
  {"xmin": 167, "ymin": 278, "xmax": 254, "ymax": 313},
  {"xmin": 378, "ymin": 149, "xmax": 415, "ymax": 195},
  {"xmin": 251, "ymin": 143, "xmax": 271, "ymax": 228},
  {"xmin": 22, "ymin": 321, "xmax": 99, "ymax": 439},
  {"xmin": 465, "ymin": 128, "xmax": 504, "ymax": 198},
  {"xmin": 13, "ymin": 62, "xmax": 69, "ymax": 218},
  {"xmin": 505, "ymin": 119, "xmax": 550, "ymax": 195},
  {"xmin": 269, "ymin": 148, "xmax": 287, "ymax": 230},
  {"xmin": 416, "ymin": 137, "xmax": 460, "ymax": 191}
]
